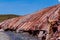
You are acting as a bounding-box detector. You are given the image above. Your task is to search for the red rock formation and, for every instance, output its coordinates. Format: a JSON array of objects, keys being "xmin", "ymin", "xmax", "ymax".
[{"xmin": 0, "ymin": 4, "xmax": 60, "ymax": 40}]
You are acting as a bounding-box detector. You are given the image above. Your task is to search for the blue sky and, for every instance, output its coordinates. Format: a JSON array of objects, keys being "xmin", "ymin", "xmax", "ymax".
[{"xmin": 0, "ymin": 0, "xmax": 59, "ymax": 15}]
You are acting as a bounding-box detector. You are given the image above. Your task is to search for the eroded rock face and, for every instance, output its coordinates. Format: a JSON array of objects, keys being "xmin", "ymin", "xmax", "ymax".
[{"xmin": 0, "ymin": 4, "xmax": 60, "ymax": 40}]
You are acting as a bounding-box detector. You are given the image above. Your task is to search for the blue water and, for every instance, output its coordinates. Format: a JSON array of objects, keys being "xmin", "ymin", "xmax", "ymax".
[{"xmin": 0, "ymin": 31, "xmax": 38, "ymax": 40}]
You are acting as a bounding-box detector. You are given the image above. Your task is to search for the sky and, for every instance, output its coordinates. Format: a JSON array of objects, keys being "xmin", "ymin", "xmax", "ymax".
[{"xmin": 0, "ymin": 0, "xmax": 60, "ymax": 15}]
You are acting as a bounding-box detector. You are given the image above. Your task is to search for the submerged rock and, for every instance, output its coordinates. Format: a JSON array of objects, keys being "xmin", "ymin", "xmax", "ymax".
[{"xmin": 0, "ymin": 31, "xmax": 38, "ymax": 40}]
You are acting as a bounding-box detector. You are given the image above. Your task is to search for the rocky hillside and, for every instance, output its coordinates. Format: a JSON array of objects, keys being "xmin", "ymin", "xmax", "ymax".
[
  {"xmin": 0, "ymin": 4, "xmax": 60, "ymax": 40},
  {"xmin": 0, "ymin": 14, "xmax": 19, "ymax": 22}
]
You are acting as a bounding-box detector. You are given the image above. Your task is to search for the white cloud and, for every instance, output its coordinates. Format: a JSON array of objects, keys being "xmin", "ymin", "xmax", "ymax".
[{"xmin": 58, "ymin": 0, "xmax": 60, "ymax": 2}]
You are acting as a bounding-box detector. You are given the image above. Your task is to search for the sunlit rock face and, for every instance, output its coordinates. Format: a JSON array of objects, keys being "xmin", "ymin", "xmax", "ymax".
[{"xmin": 0, "ymin": 4, "xmax": 60, "ymax": 40}]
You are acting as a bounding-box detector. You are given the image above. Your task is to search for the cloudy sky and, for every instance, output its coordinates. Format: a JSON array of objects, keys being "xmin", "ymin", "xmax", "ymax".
[{"xmin": 0, "ymin": 0, "xmax": 59, "ymax": 15}]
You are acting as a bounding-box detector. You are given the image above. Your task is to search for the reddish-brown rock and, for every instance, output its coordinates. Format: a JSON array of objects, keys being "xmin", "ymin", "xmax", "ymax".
[{"xmin": 0, "ymin": 4, "xmax": 60, "ymax": 40}]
